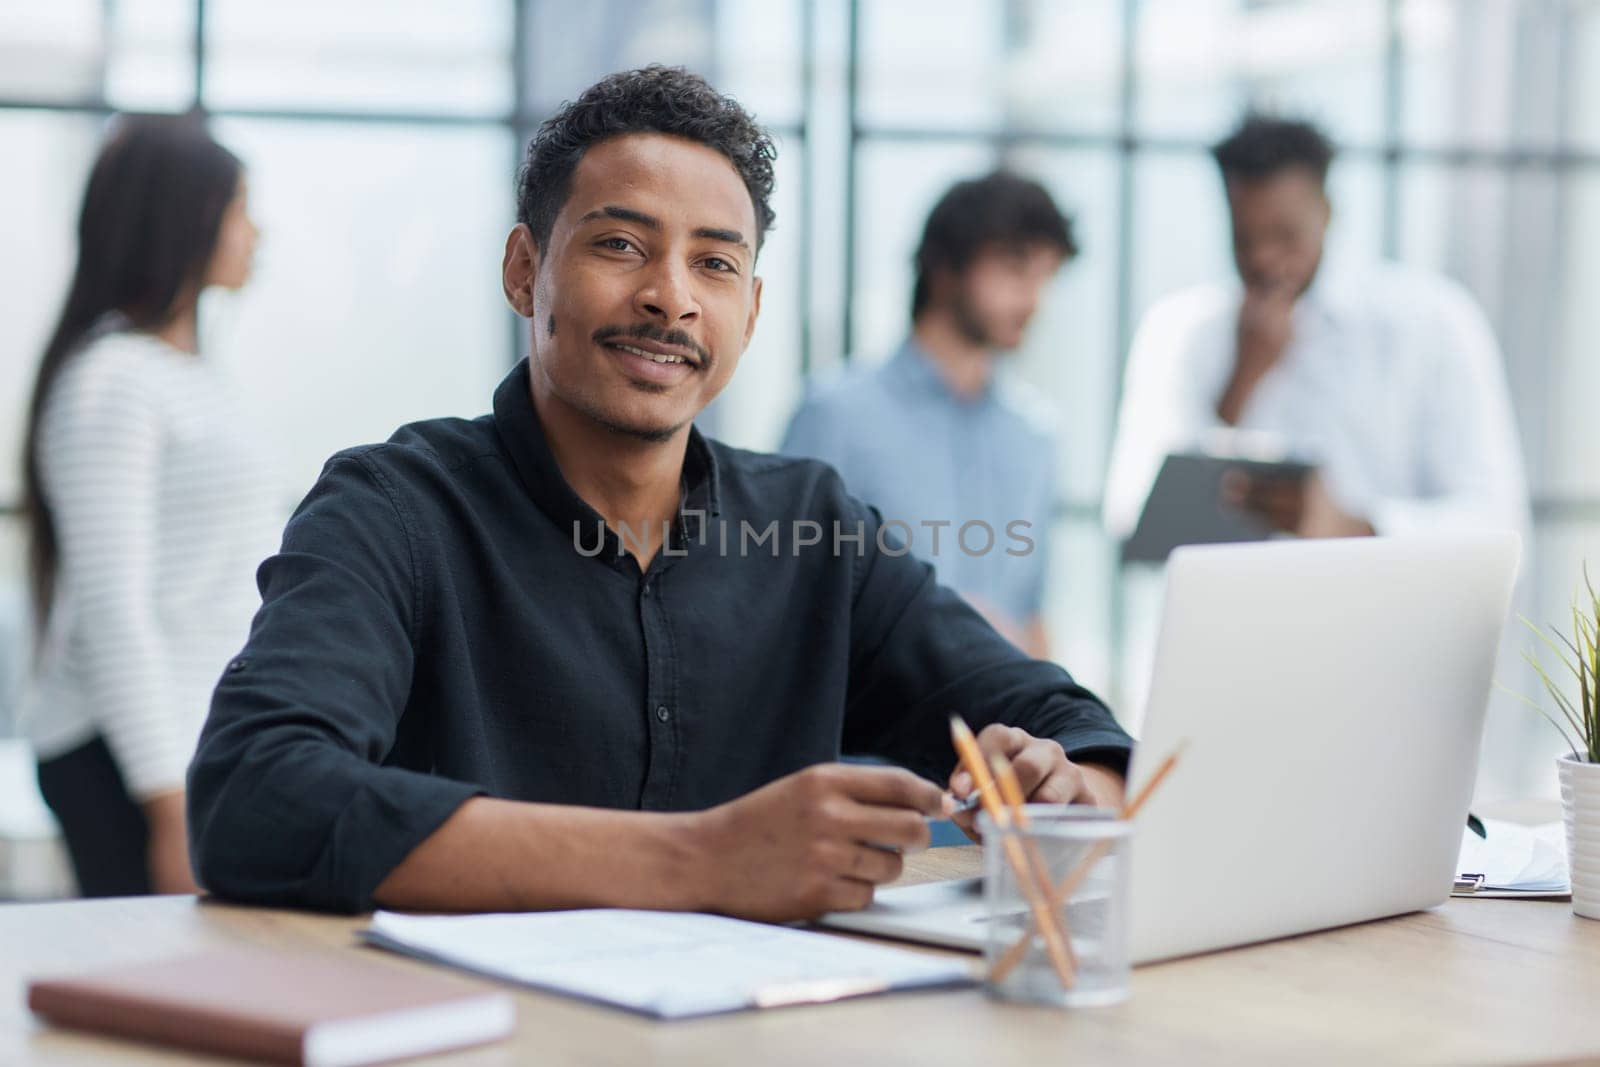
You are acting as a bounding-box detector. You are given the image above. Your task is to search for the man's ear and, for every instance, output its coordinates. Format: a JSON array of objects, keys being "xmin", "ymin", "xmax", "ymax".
[
  {"xmin": 502, "ymin": 223, "xmax": 539, "ymax": 317},
  {"xmin": 743, "ymin": 275, "xmax": 764, "ymax": 348}
]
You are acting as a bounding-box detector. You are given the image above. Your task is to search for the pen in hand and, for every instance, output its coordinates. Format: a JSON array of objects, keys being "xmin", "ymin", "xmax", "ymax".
[{"xmin": 945, "ymin": 783, "xmax": 990, "ymax": 815}]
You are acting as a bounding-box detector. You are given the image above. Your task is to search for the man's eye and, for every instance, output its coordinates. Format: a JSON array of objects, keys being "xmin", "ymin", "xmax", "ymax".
[
  {"xmin": 702, "ymin": 257, "xmax": 735, "ymax": 273},
  {"xmin": 602, "ymin": 237, "xmax": 634, "ymax": 252}
]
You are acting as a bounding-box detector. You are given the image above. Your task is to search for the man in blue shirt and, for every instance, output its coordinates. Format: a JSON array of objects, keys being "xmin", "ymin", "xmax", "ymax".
[{"xmin": 782, "ymin": 173, "xmax": 1073, "ymax": 657}]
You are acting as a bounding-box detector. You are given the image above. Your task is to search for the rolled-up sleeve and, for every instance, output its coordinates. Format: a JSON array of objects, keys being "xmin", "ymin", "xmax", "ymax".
[
  {"xmin": 840, "ymin": 494, "xmax": 1132, "ymax": 782},
  {"xmin": 187, "ymin": 452, "xmax": 480, "ymax": 912}
]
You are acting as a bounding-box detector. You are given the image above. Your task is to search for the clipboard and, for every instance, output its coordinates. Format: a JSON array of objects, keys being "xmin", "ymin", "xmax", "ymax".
[{"xmin": 1121, "ymin": 452, "xmax": 1314, "ymax": 564}]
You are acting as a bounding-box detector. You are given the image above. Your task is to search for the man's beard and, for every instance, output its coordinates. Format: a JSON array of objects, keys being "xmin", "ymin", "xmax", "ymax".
[
  {"xmin": 950, "ymin": 291, "xmax": 994, "ymax": 348},
  {"xmin": 575, "ymin": 394, "xmax": 684, "ymax": 444}
]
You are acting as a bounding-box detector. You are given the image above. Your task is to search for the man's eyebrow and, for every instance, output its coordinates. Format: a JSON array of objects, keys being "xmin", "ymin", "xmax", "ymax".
[
  {"xmin": 578, "ymin": 205, "xmax": 661, "ymax": 230},
  {"xmin": 693, "ymin": 226, "xmax": 749, "ymax": 250},
  {"xmin": 577, "ymin": 206, "xmax": 749, "ymax": 251}
]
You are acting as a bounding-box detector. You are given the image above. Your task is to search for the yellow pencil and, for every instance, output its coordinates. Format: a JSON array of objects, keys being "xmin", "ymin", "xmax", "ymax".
[
  {"xmin": 990, "ymin": 751, "xmax": 1081, "ymax": 974},
  {"xmin": 990, "ymin": 742, "xmax": 1188, "ymax": 983},
  {"xmin": 949, "ymin": 716, "xmax": 1076, "ymax": 990}
]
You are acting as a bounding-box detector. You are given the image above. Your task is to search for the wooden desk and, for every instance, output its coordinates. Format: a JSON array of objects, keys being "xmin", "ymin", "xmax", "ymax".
[{"xmin": 4, "ymin": 846, "xmax": 1598, "ymax": 1067}]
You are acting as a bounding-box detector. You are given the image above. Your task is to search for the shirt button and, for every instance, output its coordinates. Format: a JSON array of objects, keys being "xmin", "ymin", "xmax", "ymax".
[
  {"xmin": 655, "ymin": 704, "xmax": 671, "ymax": 723},
  {"xmin": 641, "ymin": 582, "xmax": 653, "ymax": 598},
  {"xmin": 228, "ymin": 658, "xmax": 248, "ymax": 672}
]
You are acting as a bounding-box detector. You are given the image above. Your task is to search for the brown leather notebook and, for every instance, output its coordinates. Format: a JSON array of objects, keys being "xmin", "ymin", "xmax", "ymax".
[{"xmin": 27, "ymin": 945, "xmax": 516, "ymax": 1066}]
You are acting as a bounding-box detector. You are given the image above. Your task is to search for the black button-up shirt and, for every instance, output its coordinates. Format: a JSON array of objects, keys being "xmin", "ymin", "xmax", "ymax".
[{"xmin": 188, "ymin": 360, "xmax": 1132, "ymax": 912}]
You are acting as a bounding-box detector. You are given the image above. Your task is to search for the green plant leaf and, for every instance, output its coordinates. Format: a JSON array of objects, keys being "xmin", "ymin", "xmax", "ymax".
[
  {"xmin": 1522, "ymin": 614, "xmax": 1583, "ymax": 683},
  {"xmin": 1521, "ymin": 649, "xmax": 1586, "ymax": 739},
  {"xmin": 1495, "ymin": 680, "xmax": 1580, "ymax": 755}
]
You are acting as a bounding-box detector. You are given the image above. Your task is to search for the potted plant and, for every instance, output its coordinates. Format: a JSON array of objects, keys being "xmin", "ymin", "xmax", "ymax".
[{"xmin": 1519, "ymin": 568, "xmax": 1600, "ymax": 920}]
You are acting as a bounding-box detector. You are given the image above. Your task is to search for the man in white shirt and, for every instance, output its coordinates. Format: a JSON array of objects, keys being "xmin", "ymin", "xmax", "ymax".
[{"xmin": 1104, "ymin": 115, "xmax": 1529, "ymax": 542}]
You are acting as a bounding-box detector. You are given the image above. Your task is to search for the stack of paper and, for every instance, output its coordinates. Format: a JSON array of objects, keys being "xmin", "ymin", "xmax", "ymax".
[
  {"xmin": 363, "ymin": 909, "xmax": 975, "ymax": 1019},
  {"xmin": 1455, "ymin": 819, "xmax": 1570, "ymax": 896}
]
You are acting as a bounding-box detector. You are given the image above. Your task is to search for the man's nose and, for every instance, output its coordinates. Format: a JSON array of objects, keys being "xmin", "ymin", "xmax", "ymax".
[{"xmin": 635, "ymin": 259, "xmax": 700, "ymax": 324}]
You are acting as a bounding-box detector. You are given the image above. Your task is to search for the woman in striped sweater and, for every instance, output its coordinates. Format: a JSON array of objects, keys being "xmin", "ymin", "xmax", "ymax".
[{"xmin": 20, "ymin": 114, "xmax": 281, "ymax": 896}]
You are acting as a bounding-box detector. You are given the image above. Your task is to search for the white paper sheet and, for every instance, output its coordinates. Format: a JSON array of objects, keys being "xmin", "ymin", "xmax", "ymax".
[
  {"xmin": 1457, "ymin": 819, "xmax": 1569, "ymax": 893},
  {"xmin": 363, "ymin": 908, "xmax": 975, "ymax": 1019}
]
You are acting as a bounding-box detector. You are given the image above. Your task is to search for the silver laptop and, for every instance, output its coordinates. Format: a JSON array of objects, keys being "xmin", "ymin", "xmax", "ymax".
[{"xmin": 821, "ymin": 534, "xmax": 1520, "ymax": 965}]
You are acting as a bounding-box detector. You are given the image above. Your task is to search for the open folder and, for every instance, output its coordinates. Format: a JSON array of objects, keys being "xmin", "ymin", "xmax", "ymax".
[
  {"xmin": 363, "ymin": 909, "xmax": 975, "ymax": 1019},
  {"xmin": 1453, "ymin": 819, "xmax": 1570, "ymax": 898}
]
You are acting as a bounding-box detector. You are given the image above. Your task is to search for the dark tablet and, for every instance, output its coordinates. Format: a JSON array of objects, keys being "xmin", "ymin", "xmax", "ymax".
[{"xmin": 1120, "ymin": 452, "xmax": 1315, "ymax": 564}]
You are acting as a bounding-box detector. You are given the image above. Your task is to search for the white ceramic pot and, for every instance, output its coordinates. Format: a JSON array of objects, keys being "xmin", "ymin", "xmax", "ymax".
[{"xmin": 1559, "ymin": 752, "xmax": 1600, "ymax": 920}]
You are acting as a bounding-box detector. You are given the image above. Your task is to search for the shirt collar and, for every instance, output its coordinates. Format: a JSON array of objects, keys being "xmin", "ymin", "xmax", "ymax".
[
  {"xmin": 491, "ymin": 359, "xmax": 721, "ymax": 549},
  {"xmin": 890, "ymin": 336, "xmax": 996, "ymax": 405}
]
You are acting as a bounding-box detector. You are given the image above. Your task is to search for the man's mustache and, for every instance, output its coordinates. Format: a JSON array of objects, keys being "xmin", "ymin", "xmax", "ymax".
[{"xmin": 592, "ymin": 324, "xmax": 711, "ymax": 366}]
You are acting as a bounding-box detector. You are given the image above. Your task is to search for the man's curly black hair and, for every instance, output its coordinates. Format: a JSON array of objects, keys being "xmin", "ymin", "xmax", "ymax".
[
  {"xmin": 516, "ymin": 65, "xmax": 777, "ymax": 254},
  {"xmin": 1211, "ymin": 114, "xmax": 1336, "ymax": 187}
]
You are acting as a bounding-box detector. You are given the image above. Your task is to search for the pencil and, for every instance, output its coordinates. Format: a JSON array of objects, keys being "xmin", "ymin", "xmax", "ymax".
[
  {"xmin": 990, "ymin": 751, "xmax": 1081, "ymax": 974},
  {"xmin": 948, "ymin": 716, "xmax": 1076, "ymax": 990},
  {"xmin": 989, "ymin": 742, "xmax": 1188, "ymax": 984}
]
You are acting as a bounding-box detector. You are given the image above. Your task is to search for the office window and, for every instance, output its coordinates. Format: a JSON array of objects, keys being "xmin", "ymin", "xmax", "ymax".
[
  {"xmin": 1005, "ymin": 146, "xmax": 1120, "ymax": 505},
  {"xmin": 105, "ymin": 0, "xmax": 196, "ymax": 111},
  {"xmin": 207, "ymin": 118, "xmax": 516, "ymax": 498},
  {"xmin": 710, "ymin": 0, "xmax": 807, "ymax": 130},
  {"xmin": 1400, "ymin": 0, "xmax": 1565, "ymax": 150},
  {"xmin": 858, "ymin": 0, "xmax": 1122, "ymax": 136},
  {"xmin": 0, "ymin": 3, "xmax": 103, "ymax": 102},
  {"xmin": 1572, "ymin": 5, "xmax": 1600, "ymax": 150},
  {"xmin": 0, "ymin": 111, "xmax": 105, "ymax": 503},
  {"xmin": 204, "ymin": 0, "xmax": 514, "ymax": 116},
  {"xmin": 1547, "ymin": 172, "xmax": 1600, "ymax": 500},
  {"xmin": 857, "ymin": 0, "xmax": 1006, "ymax": 132},
  {"xmin": 1129, "ymin": 152, "xmax": 1232, "ymax": 324},
  {"xmin": 1134, "ymin": 0, "xmax": 1386, "ymax": 145},
  {"xmin": 523, "ymin": 0, "xmax": 714, "ymax": 114}
]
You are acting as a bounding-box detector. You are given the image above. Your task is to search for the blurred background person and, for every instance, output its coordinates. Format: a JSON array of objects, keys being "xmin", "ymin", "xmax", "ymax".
[
  {"xmin": 781, "ymin": 172, "xmax": 1074, "ymax": 657},
  {"xmin": 18, "ymin": 114, "xmax": 280, "ymax": 896},
  {"xmin": 1103, "ymin": 114, "xmax": 1529, "ymax": 544}
]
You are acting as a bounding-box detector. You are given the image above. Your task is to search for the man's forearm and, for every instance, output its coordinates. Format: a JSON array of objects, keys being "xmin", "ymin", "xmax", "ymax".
[{"xmin": 373, "ymin": 796, "xmax": 709, "ymax": 913}]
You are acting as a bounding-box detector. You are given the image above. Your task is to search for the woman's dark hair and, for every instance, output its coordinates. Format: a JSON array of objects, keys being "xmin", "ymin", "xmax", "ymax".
[
  {"xmin": 21, "ymin": 112, "xmax": 242, "ymax": 631},
  {"xmin": 911, "ymin": 170, "xmax": 1076, "ymax": 319},
  {"xmin": 1211, "ymin": 114, "xmax": 1336, "ymax": 187},
  {"xmin": 516, "ymin": 65, "xmax": 777, "ymax": 254}
]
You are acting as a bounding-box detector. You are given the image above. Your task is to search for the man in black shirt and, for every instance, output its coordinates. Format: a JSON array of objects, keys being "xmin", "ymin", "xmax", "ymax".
[{"xmin": 188, "ymin": 66, "xmax": 1132, "ymax": 917}]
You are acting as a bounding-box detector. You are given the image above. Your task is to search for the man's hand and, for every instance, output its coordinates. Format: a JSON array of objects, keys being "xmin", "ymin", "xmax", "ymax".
[
  {"xmin": 1221, "ymin": 470, "xmax": 1374, "ymax": 539},
  {"xmin": 947, "ymin": 725, "xmax": 1126, "ymax": 843},
  {"xmin": 1218, "ymin": 282, "xmax": 1296, "ymax": 425},
  {"xmin": 142, "ymin": 790, "xmax": 201, "ymax": 895},
  {"xmin": 693, "ymin": 763, "xmax": 945, "ymax": 922}
]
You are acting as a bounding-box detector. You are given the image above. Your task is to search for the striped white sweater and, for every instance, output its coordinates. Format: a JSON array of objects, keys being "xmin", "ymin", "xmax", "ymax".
[{"xmin": 22, "ymin": 330, "xmax": 283, "ymax": 798}]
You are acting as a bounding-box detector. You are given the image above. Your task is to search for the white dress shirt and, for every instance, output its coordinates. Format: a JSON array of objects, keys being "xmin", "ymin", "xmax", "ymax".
[{"xmin": 1103, "ymin": 260, "xmax": 1530, "ymax": 541}]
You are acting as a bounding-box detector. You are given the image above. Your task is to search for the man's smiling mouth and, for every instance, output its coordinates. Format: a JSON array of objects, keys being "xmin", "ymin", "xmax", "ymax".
[{"xmin": 608, "ymin": 342, "xmax": 692, "ymax": 366}]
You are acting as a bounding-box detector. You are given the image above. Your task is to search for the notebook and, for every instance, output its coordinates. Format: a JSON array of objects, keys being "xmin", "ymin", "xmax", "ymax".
[
  {"xmin": 1453, "ymin": 819, "xmax": 1571, "ymax": 898},
  {"xmin": 363, "ymin": 908, "xmax": 976, "ymax": 1019},
  {"xmin": 27, "ymin": 946, "xmax": 515, "ymax": 1066}
]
